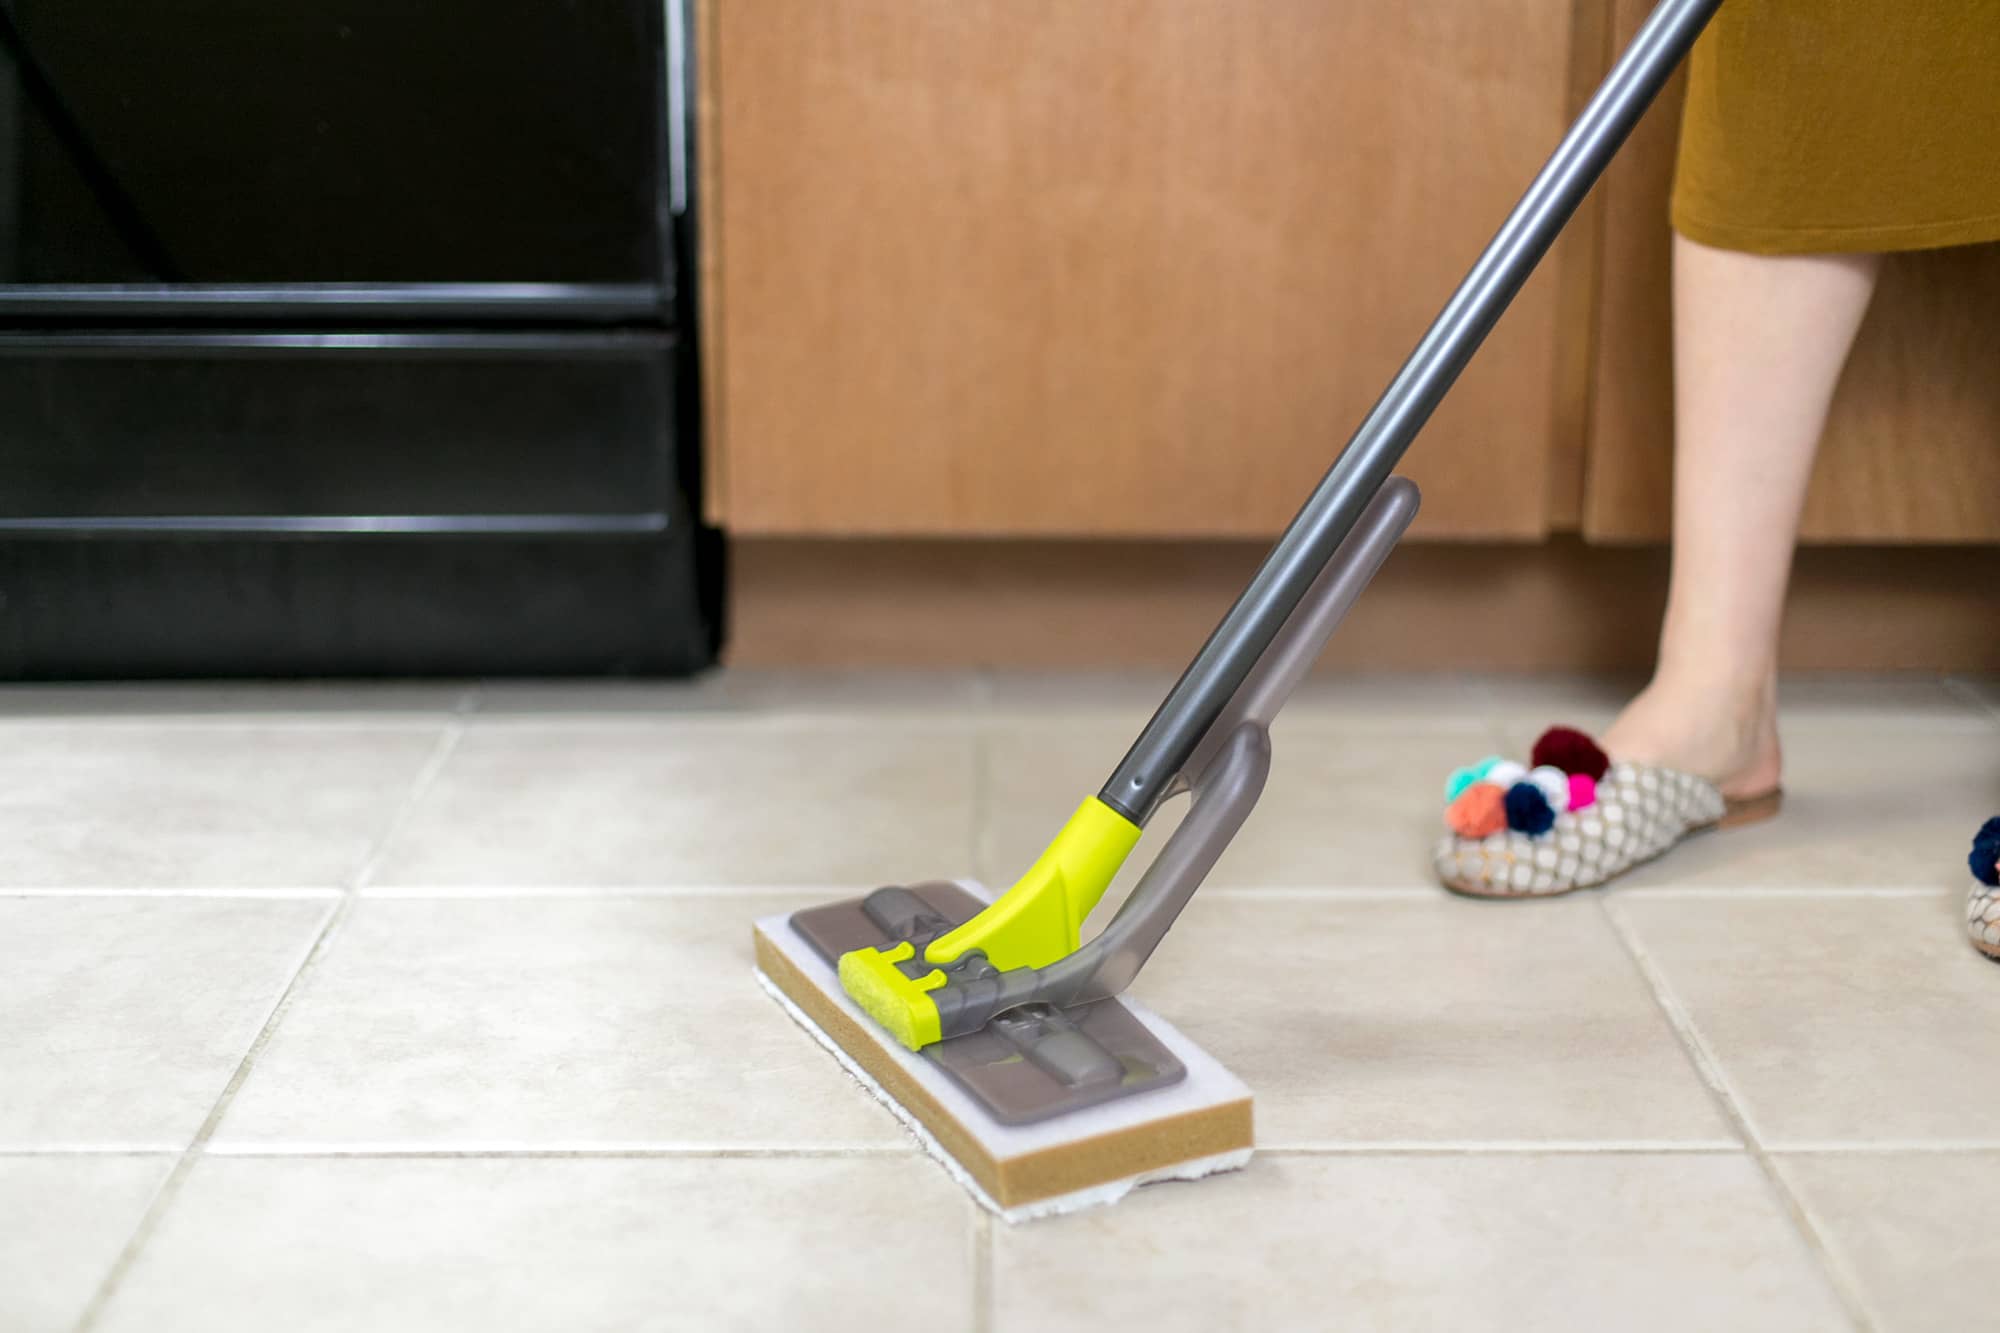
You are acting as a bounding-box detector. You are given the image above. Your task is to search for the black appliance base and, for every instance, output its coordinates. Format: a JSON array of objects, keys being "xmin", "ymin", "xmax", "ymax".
[{"xmin": 0, "ymin": 532, "xmax": 724, "ymax": 679}]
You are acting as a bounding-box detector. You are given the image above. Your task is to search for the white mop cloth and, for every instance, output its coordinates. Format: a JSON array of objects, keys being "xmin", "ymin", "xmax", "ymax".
[
  {"xmin": 755, "ymin": 970, "xmax": 1250, "ymax": 1223},
  {"xmin": 754, "ymin": 889, "xmax": 1253, "ymax": 1224}
]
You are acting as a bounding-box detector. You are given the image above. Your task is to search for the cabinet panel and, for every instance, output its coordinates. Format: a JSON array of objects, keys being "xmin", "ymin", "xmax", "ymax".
[
  {"xmin": 705, "ymin": 1, "xmax": 1575, "ymax": 538},
  {"xmin": 1585, "ymin": 0, "xmax": 2000, "ymax": 543}
]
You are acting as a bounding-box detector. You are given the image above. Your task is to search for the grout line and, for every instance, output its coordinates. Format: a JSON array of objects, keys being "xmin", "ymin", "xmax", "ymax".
[
  {"xmin": 1187, "ymin": 885, "xmax": 1438, "ymax": 900},
  {"xmin": 0, "ymin": 716, "xmax": 456, "ymax": 732},
  {"xmin": 351, "ymin": 883, "xmax": 1443, "ymax": 900},
  {"xmin": 1599, "ymin": 899, "xmax": 1750, "ymax": 1101},
  {"xmin": 197, "ymin": 1143, "xmax": 921, "ymax": 1159},
  {"xmin": 1602, "ymin": 899, "xmax": 1783, "ymax": 1148},
  {"xmin": 1760, "ymin": 1153, "xmax": 1889, "ymax": 1333},
  {"xmin": 351, "ymin": 883, "xmax": 1458, "ymax": 901},
  {"xmin": 1941, "ymin": 675, "xmax": 2000, "ymax": 725},
  {"xmin": 970, "ymin": 1205, "xmax": 994, "ymax": 1333},
  {"xmin": 1616, "ymin": 885, "xmax": 1952, "ymax": 901},
  {"xmin": 0, "ymin": 887, "xmax": 341, "ymax": 899},
  {"xmin": 346, "ymin": 721, "xmax": 466, "ymax": 893},
  {"xmin": 75, "ymin": 894, "xmax": 352, "ymax": 1331},
  {"xmin": 41, "ymin": 1138, "xmax": 2000, "ymax": 1161},
  {"xmin": 1765, "ymin": 1141, "xmax": 2000, "ymax": 1155},
  {"xmin": 62, "ymin": 1151, "xmax": 185, "ymax": 1333},
  {"xmin": 453, "ymin": 711, "xmax": 980, "ymax": 731},
  {"xmin": 0, "ymin": 1145, "xmax": 184, "ymax": 1157},
  {"xmin": 358, "ymin": 884, "xmax": 859, "ymax": 900},
  {"xmin": 1259, "ymin": 1141, "xmax": 1742, "ymax": 1157},
  {"xmin": 75, "ymin": 721, "xmax": 464, "ymax": 1329},
  {"xmin": 1599, "ymin": 898, "xmax": 1876, "ymax": 1333}
]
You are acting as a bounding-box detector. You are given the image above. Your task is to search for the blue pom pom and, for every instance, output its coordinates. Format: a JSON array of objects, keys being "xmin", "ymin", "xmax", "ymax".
[
  {"xmin": 1969, "ymin": 816, "xmax": 2000, "ymax": 887},
  {"xmin": 1504, "ymin": 781, "xmax": 1556, "ymax": 836}
]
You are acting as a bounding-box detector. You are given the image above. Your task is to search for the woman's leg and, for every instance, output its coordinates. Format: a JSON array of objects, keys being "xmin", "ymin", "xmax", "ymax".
[{"xmin": 1601, "ymin": 233, "xmax": 1881, "ymax": 797}]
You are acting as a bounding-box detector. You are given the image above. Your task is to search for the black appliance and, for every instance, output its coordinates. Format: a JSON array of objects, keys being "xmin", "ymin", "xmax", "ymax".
[{"xmin": 0, "ymin": 0, "xmax": 721, "ymax": 677}]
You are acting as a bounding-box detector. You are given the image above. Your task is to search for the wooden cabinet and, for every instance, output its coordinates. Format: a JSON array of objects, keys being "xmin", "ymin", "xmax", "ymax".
[
  {"xmin": 700, "ymin": 0, "xmax": 1580, "ymax": 539},
  {"xmin": 702, "ymin": 1, "xmax": 2000, "ymax": 546},
  {"xmin": 1584, "ymin": 0, "xmax": 2000, "ymax": 543}
]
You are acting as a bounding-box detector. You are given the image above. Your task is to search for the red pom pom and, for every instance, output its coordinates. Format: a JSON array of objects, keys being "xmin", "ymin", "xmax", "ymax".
[{"xmin": 1531, "ymin": 726, "xmax": 1608, "ymax": 781}]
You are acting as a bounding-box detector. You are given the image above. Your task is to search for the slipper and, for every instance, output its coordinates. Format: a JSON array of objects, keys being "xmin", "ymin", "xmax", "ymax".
[
  {"xmin": 1431, "ymin": 725, "xmax": 1782, "ymax": 899},
  {"xmin": 1967, "ymin": 817, "xmax": 2000, "ymax": 961}
]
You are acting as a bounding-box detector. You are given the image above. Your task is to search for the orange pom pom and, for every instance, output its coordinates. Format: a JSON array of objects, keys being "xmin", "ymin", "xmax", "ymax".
[{"xmin": 1445, "ymin": 782, "xmax": 1507, "ymax": 838}]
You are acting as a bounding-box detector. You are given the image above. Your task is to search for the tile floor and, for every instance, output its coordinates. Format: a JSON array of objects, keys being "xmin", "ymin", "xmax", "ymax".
[{"xmin": 4, "ymin": 671, "xmax": 1998, "ymax": 1332}]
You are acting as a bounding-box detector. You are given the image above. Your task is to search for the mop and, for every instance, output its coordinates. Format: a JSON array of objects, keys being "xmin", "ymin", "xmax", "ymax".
[{"xmin": 755, "ymin": 0, "xmax": 1726, "ymax": 1222}]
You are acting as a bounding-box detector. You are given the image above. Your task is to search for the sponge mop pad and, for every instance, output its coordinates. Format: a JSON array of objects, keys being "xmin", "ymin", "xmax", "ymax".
[{"xmin": 753, "ymin": 888, "xmax": 1254, "ymax": 1224}]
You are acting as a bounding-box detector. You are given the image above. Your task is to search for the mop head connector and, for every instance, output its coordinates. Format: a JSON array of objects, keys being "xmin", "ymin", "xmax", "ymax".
[
  {"xmin": 838, "ymin": 796, "xmax": 1140, "ymax": 1050},
  {"xmin": 837, "ymin": 940, "xmax": 946, "ymax": 1051}
]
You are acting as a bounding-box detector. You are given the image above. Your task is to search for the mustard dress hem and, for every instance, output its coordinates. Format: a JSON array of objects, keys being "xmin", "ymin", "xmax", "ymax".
[
  {"xmin": 1669, "ymin": 2, "xmax": 2000, "ymax": 257},
  {"xmin": 1671, "ymin": 207, "xmax": 2000, "ymax": 258}
]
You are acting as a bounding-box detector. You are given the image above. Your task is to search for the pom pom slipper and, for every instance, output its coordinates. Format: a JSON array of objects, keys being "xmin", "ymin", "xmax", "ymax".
[
  {"xmin": 1432, "ymin": 725, "xmax": 1782, "ymax": 898},
  {"xmin": 1967, "ymin": 816, "xmax": 2000, "ymax": 961}
]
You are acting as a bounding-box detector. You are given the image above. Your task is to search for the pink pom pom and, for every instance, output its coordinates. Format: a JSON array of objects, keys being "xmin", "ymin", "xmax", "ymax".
[{"xmin": 1567, "ymin": 773, "xmax": 1596, "ymax": 812}]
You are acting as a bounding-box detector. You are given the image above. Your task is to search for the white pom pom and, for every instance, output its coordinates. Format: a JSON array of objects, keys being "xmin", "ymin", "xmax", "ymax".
[
  {"xmin": 1528, "ymin": 764, "xmax": 1570, "ymax": 812},
  {"xmin": 1484, "ymin": 760, "xmax": 1527, "ymax": 791}
]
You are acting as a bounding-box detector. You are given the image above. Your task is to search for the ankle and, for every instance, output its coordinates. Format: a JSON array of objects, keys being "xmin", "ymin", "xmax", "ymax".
[
  {"xmin": 1602, "ymin": 674, "xmax": 1781, "ymax": 798},
  {"xmin": 1645, "ymin": 664, "xmax": 1776, "ymax": 727}
]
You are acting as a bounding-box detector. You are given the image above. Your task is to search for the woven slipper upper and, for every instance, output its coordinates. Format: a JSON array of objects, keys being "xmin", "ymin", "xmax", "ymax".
[
  {"xmin": 1969, "ymin": 883, "xmax": 2000, "ymax": 957},
  {"xmin": 1433, "ymin": 728, "xmax": 1725, "ymax": 896},
  {"xmin": 1967, "ymin": 817, "xmax": 2000, "ymax": 958}
]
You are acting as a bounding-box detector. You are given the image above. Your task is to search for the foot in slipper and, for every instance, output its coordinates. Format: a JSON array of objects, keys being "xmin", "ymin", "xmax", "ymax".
[{"xmin": 1432, "ymin": 725, "xmax": 1781, "ymax": 898}]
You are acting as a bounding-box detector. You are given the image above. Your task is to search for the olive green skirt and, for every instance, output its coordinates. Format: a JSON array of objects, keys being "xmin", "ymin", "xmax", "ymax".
[{"xmin": 1672, "ymin": 1, "xmax": 2000, "ymax": 254}]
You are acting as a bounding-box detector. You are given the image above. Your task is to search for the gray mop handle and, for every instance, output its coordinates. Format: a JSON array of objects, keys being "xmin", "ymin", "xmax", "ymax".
[{"xmin": 1099, "ymin": 0, "xmax": 1725, "ymax": 825}]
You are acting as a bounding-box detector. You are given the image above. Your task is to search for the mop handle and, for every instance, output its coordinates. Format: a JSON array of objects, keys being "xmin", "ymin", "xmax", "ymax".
[{"xmin": 1099, "ymin": 0, "xmax": 1725, "ymax": 825}]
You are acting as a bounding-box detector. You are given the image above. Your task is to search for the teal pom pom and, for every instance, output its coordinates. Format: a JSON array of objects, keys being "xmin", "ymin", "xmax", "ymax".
[{"xmin": 1445, "ymin": 756, "xmax": 1503, "ymax": 803}]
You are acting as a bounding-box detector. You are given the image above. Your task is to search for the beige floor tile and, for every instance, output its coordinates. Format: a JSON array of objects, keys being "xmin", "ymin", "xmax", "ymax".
[
  {"xmin": 1612, "ymin": 895, "xmax": 2000, "ymax": 1145},
  {"xmin": 0, "ymin": 1155, "xmax": 175, "ymax": 1333},
  {"xmin": 1772, "ymin": 1151, "xmax": 2000, "ymax": 1333},
  {"xmin": 466, "ymin": 676, "xmax": 735, "ymax": 714},
  {"xmin": 979, "ymin": 717, "xmax": 1164, "ymax": 889},
  {"xmin": 0, "ymin": 681, "xmax": 472, "ymax": 718},
  {"xmin": 984, "ymin": 718, "xmax": 1502, "ymax": 890},
  {"xmin": 993, "ymin": 1153, "xmax": 1845, "ymax": 1333},
  {"xmin": 983, "ymin": 670, "xmax": 1181, "ymax": 726},
  {"xmin": 1490, "ymin": 674, "xmax": 1990, "ymax": 752},
  {"xmin": 474, "ymin": 668, "xmax": 984, "ymax": 718},
  {"xmin": 1479, "ymin": 672, "xmax": 1647, "ymax": 741},
  {"xmin": 1129, "ymin": 894, "xmax": 1732, "ymax": 1146},
  {"xmin": 1950, "ymin": 674, "xmax": 2000, "ymax": 720},
  {"xmin": 0, "ymin": 722, "xmax": 442, "ymax": 888},
  {"xmin": 985, "ymin": 670, "xmax": 1492, "ymax": 729},
  {"xmin": 1774, "ymin": 674, "xmax": 1993, "ymax": 727},
  {"xmin": 213, "ymin": 895, "xmax": 909, "ymax": 1149},
  {"xmin": 97, "ymin": 1155, "xmax": 973, "ymax": 1333},
  {"xmin": 370, "ymin": 720, "xmax": 977, "ymax": 887},
  {"xmin": 0, "ymin": 897, "xmax": 332, "ymax": 1147},
  {"xmin": 1610, "ymin": 722, "xmax": 1999, "ymax": 890},
  {"xmin": 1284, "ymin": 672, "xmax": 1496, "ymax": 723}
]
